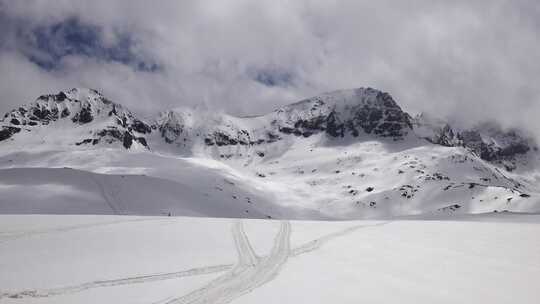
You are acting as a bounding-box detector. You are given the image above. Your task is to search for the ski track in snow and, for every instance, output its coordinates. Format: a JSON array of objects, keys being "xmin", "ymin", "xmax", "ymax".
[
  {"xmin": 290, "ymin": 221, "xmax": 390, "ymax": 256},
  {"xmin": 163, "ymin": 221, "xmax": 291, "ymax": 304},
  {"xmin": 0, "ymin": 217, "xmax": 169, "ymax": 244},
  {"xmin": 0, "ymin": 221, "xmax": 389, "ymax": 302},
  {"xmin": 0, "ymin": 265, "xmax": 233, "ymax": 300},
  {"xmin": 89, "ymin": 174, "xmax": 122, "ymax": 215}
]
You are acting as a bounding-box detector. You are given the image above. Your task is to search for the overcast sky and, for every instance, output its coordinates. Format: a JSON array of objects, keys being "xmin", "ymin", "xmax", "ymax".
[{"xmin": 0, "ymin": 0, "xmax": 539, "ymax": 137}]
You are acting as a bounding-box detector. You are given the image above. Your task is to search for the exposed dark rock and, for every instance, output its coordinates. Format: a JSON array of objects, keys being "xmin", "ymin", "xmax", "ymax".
[
  {"xmin": 212, "ymin": 132, "xmax": 238, "ymax": 146},
  {"xmin": 0, "ymin": 126, "xmax": 21, "ymax": 142},
  {"xmin": 54, "ymin": 92, "xmax": 67, "ymax": 101},
  {"xmin": 267, "ymin": 132, "xmax": 280, "ymax": 142},
  {"xmin": 279, "ymin": 127, "xmax": 294, "ymax": 134},
  {"xmin": 109, "ymin": 105, "xmax": 118, "ymax": 117},
  {"xmin": 123, "ymin": 131, "xmax": 133, "ymax": 149},
  {"xmin": 131, "ymin": 119, "xmax": 151, "ymax": 134},
  {"xmin": 61, "ymin": 108, "xmax": 70, "ymax": 118},
  {"xmin": 72, "ymin": 105, "xmax": 93, "ymax": 124},
  {"xmin": 119, "ymin": 116, "xmax": 128, "ymax": 127},
  {"xmin": 101, "ymin": 97, "xmax": 113, "ymax": 105},
  {"xmin": 136, "ymin": 137, "xmax": 148, "ymax": 147},
  {"xmin": 439, "ymin": 204, "xmax": 461, "ymax": 212},
  {"xmin": 33, "ymin": 107, "xmax": 51, "ymax": 120},
  {"xmin": 49, "ymin": 107, "xmax": 59, "ymax": 120},
  {"xmin": 498, "ymin": 143, "xmax": 530, "ymax": 158},
  {"xmin": 75, "ymin": 139, "xmax": 93, "ymax": 146},
  {"xmin": 97, "ymin": 128, "xmax": 123, "ymax": 140},
  {"xmin": 326, "ymin": 111, "xmax": 345, "ymax": 137},
  {"xmin": 159, "ymin": 121, "xmax": 182, "ymax": 144}
]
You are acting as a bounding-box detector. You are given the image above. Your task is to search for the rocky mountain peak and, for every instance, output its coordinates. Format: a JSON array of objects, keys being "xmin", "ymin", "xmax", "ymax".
[
  {"xmin": 0, "ymin": 88, "xmax": 152, "ymax": 149},
  {"xmin": 413, "ymin": 113, "xmax": 537, "ymax": 171},
  {"xmin": 10, "ymin": 88, "xmax": 117, "ymax": 126},
  {"xmin": 273, "ymin": 87, "xmax": 413, "ymax": 139}
]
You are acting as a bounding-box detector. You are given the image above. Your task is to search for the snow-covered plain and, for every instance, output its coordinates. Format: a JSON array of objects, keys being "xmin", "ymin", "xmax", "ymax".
[{"xmin": 1, "ymin": 214, "xmax": 539, "ymax": 303}]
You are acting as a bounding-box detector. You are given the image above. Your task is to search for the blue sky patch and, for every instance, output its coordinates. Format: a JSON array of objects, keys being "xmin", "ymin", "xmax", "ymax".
[
  {"xmin": 23, "ymin": 17, "xmax": 159, "ymax": 72},
  {"xmin": 252, "ymin": 67, "xmax": 295, "ymax": 87}
]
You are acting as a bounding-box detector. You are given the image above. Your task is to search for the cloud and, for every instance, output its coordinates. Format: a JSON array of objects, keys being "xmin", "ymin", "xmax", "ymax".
[{"xmin": 0, "ymin": 0, "xmax": 539, "ymax": 139}]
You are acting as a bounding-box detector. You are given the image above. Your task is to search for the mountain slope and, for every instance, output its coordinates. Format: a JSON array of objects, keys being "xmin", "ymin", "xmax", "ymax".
[{"xmin": 0, "ymin": 167, "xmax": 281, "ymax": 218}]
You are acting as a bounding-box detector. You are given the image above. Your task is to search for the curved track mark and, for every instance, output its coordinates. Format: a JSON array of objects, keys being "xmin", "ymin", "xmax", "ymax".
[
  {"xmin": 0, "ymin": 264, "xmax": 232, "ymax": 300},
  {"xmin": 291, "ymin": 221, "xmax": 390, "ymax": 256},
  {"xmin": 1, "ymin": 221, "xmax": 389, "ymax": 301},
  {"xmin": 164, "ymin": 221, "xmax": 290, "ymax": 304},
  {"xmin": 0, "ymin": 217, "xmax": 169, "ymax": 244}
]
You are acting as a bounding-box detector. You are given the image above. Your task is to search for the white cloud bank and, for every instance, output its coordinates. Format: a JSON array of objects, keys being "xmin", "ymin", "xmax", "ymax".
[{"xmin": 0, "ymin": 0, "xmax": 539, "ymax": 138}]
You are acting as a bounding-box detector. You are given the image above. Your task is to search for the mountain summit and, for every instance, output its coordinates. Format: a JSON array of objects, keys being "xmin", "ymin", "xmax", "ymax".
[{"xmin": 0, "ymin": 88, "xmax": 151, "ymax": 149}]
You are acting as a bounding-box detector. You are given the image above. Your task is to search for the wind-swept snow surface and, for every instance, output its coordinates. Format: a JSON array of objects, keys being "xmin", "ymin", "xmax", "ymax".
[{"xmin": 0, "ymin": 215, "xmax": 539, "ymax": 303}]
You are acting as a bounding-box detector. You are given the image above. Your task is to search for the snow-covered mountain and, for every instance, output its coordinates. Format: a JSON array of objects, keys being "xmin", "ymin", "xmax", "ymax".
[
  {"xmin": 0, "ymin": 87, "xmax": 539, "ymax": 219},
  {"xmin": 413, "ymin": 113, "xmax": 536, "ymax": 171},
  {"xmin": 0, "ymin": 88, "xmax": 152, "ymax": 150}
]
